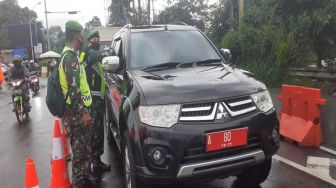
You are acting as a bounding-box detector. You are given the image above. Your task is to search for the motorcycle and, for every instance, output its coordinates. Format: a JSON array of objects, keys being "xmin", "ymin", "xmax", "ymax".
[
  {"xmin": 30, "ymin": 71, "xmax": 39, "ymax": 94},
  {"xmin": 10, "ymin": 79, "xmax": 29, "ymax": 124}
]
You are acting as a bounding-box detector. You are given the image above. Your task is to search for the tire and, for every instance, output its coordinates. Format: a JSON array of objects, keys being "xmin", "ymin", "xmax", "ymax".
[
  {"xmin": 15, "ymin": 101, "xmax": 24, "ymax": 124},
  {"xmin": 236, "ymin": 158, "xmax": 272, "ymax": 187},
  {"xmin": 121, "ymin": 131, "xmax": 142, "ymax": 188}
]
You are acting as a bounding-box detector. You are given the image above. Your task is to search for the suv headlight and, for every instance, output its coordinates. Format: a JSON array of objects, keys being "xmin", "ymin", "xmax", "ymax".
[
  {"xmin": 250, "ymin": 90, "xmax": 274, "ymax": 112},
  {"xmin": 139, "ymin": 105, "xmax": 181, "ymax": 128}
]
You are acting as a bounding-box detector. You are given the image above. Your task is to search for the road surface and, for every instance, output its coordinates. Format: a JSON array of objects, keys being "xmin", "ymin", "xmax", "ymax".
[{"xmin": 0, "ymin": 78, "xmax": 334, "ymax": 188}]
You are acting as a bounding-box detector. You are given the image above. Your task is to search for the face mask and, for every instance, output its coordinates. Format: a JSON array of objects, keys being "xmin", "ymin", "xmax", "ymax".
[
  {"xmin": 14, "ymin": 62, "xmax": 21, "ymax": 67},
  {"xmin": 91, "ymin": 42, "xmax": 100, "ymax": 50}
]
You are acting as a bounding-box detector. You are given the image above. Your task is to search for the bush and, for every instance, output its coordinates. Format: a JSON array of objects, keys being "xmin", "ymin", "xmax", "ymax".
[{"xmin": 217, "ymin": 0, "xmax": 335, "ymax": 87}]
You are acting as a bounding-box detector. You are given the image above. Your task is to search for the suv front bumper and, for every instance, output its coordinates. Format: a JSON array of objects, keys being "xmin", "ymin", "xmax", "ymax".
[
  {"xmin": 132, "ymin": 110, "xmax": 279, "ymax": 184},
  {"xmin": 177, "ymin": 149, "xmax": 265, "ymax": 179}
]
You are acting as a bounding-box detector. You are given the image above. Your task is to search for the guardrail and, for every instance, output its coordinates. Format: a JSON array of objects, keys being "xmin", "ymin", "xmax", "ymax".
[{"xmin": 289, "ymin": 67, "xmax": 336, "ymax": 80}]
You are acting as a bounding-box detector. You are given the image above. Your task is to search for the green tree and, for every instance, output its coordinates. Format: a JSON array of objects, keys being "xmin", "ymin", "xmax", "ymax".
[
  {"xmin": 49, "ymin": 26, "xmax": 65, "ymax": 54},
  {"xmin": 109, "ymin": 0, "xmax": 130, "ymax": 26},
  {"xmin": 83, "ymin": 16, "xmax": 103, "ymax": 37},
  {"xmin": 153, "ymin": 0, "xmax": 209, "ymax": 31},
  {"xmin": 218, "ymin": 0, "xmax": 336, "ymax": 86},
  {"xmin": 0, "ymin": 0, "xmax": 45, "ymax": 51},
  {"xmin": 85, "ymin": 16, "xmax": 102, "ymax": 29}
]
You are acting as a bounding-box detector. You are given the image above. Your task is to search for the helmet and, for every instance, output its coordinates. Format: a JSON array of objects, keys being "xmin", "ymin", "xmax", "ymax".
[
  {"xmin": 12, "ymin": 55, "xmax": 22, "ymax": 63},
  {"xmin": 29, "ymin": 60, "xmax": 34, "ymax": 64}
]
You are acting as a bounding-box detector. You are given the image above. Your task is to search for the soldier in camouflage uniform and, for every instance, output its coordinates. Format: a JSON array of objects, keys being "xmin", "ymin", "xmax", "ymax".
[
  {"xmin": 80, "ymin": 31, "xmax": 111, "ymax": 182},
  {"xmin": 59, "ymin": 20, "xmax": 94, "ymax": 188}
]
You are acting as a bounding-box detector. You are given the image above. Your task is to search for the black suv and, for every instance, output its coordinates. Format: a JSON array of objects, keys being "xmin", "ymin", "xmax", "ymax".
[{"xmin": 103, "ymin": 24, "xmax": 279, "ymax": 188}]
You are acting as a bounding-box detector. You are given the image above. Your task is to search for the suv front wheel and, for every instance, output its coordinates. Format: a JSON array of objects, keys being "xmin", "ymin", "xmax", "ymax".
[
  {"xmin": 236, "ymin": 158, "xmax": 272, "ymax": 186},
  {"xmin": 122, "ymin": 131, "xmax": 142, "ymax": 188}
]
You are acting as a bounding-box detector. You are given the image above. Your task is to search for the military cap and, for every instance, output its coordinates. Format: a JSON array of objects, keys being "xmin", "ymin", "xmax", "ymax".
[
  {"xmin": 87, "ymin": 31, "xmax": 100, "ymax": 41},
  {"xmin": 65, "ymin": 20, "xmax": 83, "ymax": 32}
]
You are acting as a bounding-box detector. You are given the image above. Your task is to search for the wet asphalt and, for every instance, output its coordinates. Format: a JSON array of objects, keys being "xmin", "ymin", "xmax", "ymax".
[{"xmin": 0, "ymin": 78, "xmax": 334, "ymax": 188}]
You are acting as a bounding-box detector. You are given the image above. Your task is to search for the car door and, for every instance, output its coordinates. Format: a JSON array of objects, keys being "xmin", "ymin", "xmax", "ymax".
[{"xmin": 105, "ymin": 35, "xmax": 125, "ymax": 145}]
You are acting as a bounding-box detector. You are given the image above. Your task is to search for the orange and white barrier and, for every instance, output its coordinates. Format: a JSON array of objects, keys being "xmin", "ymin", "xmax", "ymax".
[
  {"xmin": 50, "ymin": 119, "xmax": 71, "ymax": 188},
  {"xmin": 25, "ymin": 158, "xmax": 40, "ymax": 188}
]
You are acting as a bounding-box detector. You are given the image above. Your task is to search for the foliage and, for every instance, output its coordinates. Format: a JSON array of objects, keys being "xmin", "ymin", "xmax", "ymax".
[
  {"xmin": 83, "ymin": 16, "xmax": 102, "ymax": 37},
  {"xmin": 218, "ymin": 0, "xmax": 336, "ymax": 86},
  {"xmin": 0, "ymin": 0, "xmax": 45, "ymax": 50},
  {"xmin": 207, "ymin": 0, "xmax": 238, "ymax": 45},
  {"xmin": 109, "ymin": 0, "xmax": 130, "ymax": 26},
  {"xmin": 153, "ymin": 0, "xmax": 209, "ymax": 31},
  {"xmin": 49, "ymin": 26, "xmax": 65, "ymax": 54}
]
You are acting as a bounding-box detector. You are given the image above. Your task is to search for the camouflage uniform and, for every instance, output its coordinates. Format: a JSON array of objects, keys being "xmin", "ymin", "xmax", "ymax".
[
  {"xmin": 90, "ymin": 97, "xmax": 104, "ymax": 158},
  {"xmin": 82, "ymin": 46, "xmax": 107, "ymax": 166},
  {"xmin": 61, "ymin": 47, "xmax": 92, "ymax": 187}
]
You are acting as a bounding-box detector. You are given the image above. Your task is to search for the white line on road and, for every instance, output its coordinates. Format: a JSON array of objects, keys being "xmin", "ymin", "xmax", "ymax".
[
  {"xmin": 320, "ymin": 146, "xmax": 336, "ymax": 156},
  {"xmin": 273, "ymin": 155, "xmax": 336, "ymax": 186}
]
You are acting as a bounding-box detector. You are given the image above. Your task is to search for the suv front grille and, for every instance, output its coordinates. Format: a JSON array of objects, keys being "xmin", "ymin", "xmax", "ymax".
[
  {"xmin": 223, "ymin": 96, "xmax": 257, "ymax": 117},
  {"xmin": 179, "ymin": 96, "xmax": 257, "ymax": 122},
  {"xmin": 182, "ymin": 136, "xmax": 261, "ymax": 164},
  {"xmin": 180, "ymin": 102, "xmax": 217, "ymax": 121}
]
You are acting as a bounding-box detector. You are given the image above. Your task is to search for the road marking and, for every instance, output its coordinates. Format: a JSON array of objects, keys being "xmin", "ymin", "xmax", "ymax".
[
  {"xmin": 320, "ymin": 146, "xmax": 336, "ymax": 156},
  {"xmin": 273, "ymin": 155, "xmax": 336, "ymax": 186}
]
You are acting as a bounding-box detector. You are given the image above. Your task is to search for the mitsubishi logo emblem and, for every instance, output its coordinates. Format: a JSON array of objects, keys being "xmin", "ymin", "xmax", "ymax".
[{"xmin": 216, "ymin": 102, "xmax": 229, "ymax": 120}]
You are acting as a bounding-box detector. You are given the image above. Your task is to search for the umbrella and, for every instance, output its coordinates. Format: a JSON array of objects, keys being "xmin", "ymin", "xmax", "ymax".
[{"xmin": 39, "ymin": 51, "xmax": 61, "ymax": 58}]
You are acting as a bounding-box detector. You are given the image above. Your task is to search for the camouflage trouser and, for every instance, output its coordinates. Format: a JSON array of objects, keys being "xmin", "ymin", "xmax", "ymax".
[
  {"xmin": 91, "ymin": 97, "xmax": 105, "ymax": 162},
  {"xmin": 62, "ymin": 107, "xmax": 91, "ymax": 188}
]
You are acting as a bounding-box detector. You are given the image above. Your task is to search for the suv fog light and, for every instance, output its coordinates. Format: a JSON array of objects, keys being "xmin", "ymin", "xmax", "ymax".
[{"xmin": 150, "ymin": 147, "xmax": 166, "ymax": 166}]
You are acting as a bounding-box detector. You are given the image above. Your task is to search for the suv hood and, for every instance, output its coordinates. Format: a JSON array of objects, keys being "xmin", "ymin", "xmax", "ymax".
[{"xmin": 131, "ymin": 65, "xmax": 266, "ymax": 105}]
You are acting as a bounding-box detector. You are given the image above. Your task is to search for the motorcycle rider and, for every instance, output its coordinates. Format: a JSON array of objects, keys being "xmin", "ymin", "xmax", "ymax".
[{"xmin": 7, "ymin": 55, "xmax": 31, "ymax": 111}]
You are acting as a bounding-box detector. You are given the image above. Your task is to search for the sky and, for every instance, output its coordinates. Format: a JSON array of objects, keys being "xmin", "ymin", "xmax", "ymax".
[{"xmin": 16, "ymin": 0, "xmax": 168, "ymax": 30}]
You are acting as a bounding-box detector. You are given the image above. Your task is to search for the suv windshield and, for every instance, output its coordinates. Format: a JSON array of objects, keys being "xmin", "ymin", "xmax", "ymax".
[{"xmin": 130, "ymin": 30, "xmax": 221, "ymax": 69}]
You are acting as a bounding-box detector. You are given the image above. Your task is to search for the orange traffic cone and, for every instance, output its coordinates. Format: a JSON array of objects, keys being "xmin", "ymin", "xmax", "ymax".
[
  {"xmin": 50, "ymin": 119, "xmax": 71, "ymax": 188},
  {"xmin": 25, "ymin": 158, "xmax": 39, "ymax": 188},
  {"xmin": 58, "ymin": 118, "xmax": 70, "ymax": 160}
]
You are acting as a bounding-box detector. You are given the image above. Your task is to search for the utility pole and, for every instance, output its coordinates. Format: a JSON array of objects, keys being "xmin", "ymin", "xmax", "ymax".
[
  {"xmin": 137, "ymin": 0, "xmax": 142, "ymax": 23},
  {"xmin": 29, "ymin": 2, "xmax": 42, "ymax": 60},
  {"xmin": 44, "ymin": 0, "xmax": 79, "ymax": 51},
  {"xmin": 44, "ymin": 0, "xmax": 51, "ymax": 51},
  {"xmin": 152, "ymin": 0, "xmax": 155, "ymax": 21},
  {"xmin": 132, "ymin": 0, "xmax": 135, "ymax": 17},
  {"xmin": 239, "ymin": 0, "xmax": 244, "ymax": 26},
  {"xmin": 29, "ymin": 22, "xmax": 34, "ymax": 60},
  {"xmin": 147, "ymin": 0, "xmax": 151, "ymax": 24}
]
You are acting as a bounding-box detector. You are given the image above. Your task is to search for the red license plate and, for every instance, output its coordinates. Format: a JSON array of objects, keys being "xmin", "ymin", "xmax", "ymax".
[{"xmin": 206, "ymin": 128, "xmax": 248, "ymax": 152}]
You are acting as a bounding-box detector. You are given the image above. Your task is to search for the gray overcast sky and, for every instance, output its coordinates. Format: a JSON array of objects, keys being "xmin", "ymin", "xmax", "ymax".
[{"xmin": 17, "ymin": 0, "xmax": 168, "ymax": 30}]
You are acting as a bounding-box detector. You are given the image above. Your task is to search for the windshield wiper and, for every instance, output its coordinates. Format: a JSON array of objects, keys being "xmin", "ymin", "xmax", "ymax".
[
  {"xmin": 193, "ymin": 58, "xmax": 222, "ymax": 65},
  {"xmin": 181, "ymin": 59, "xmax": 222, "ymax": 67},
  {"xmin": 141, "ymin": 62, "xmax": 180, "ymax": 72},
  {"xmin": 141, "ymin": 59, "xmax": 222, "ymax": 72}
]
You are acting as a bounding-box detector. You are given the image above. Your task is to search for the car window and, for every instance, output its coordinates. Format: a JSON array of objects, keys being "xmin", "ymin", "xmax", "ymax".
[{"xmin": 130, "ymin": 30, "xmax": 221, "ymax": 69}]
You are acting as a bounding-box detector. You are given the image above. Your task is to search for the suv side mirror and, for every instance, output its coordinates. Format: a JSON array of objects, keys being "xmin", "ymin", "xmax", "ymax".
[
  {"xmin": 110, "ymin": 49, "xmax": 116, "ymax": 56},
  {"xmin": 220, "ymin": 48, "xmax": 232, "ymax": 63},
  {"xmin": 102, "ymin": 56, "xmax": 120, "ymax": 73}
]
